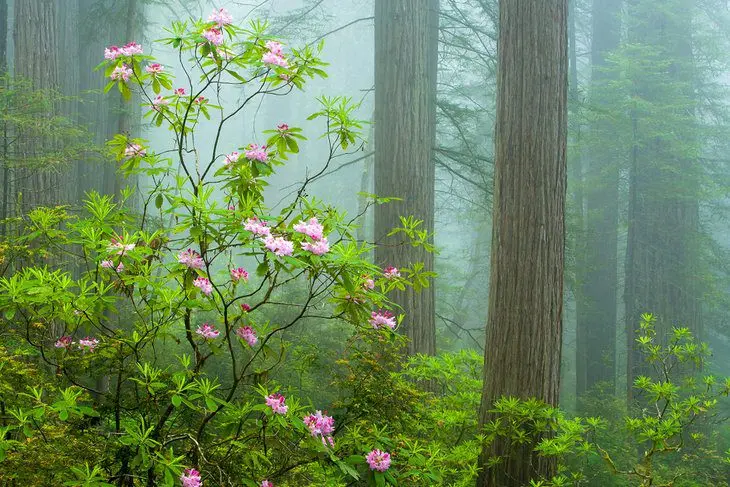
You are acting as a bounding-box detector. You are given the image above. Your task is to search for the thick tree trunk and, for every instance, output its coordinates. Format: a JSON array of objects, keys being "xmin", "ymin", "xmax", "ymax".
[
  {"xmin": 374, "ymin": 0, "xmax": 438, "ymax": 356},
  {"xmin": 477, "ymin": 1, "xmax": 568, "ymax": 485},
  {"xmin": 13, "ymin": 0, "xmax": 64, "ymax": 213},
  {"xmin": 624, "ymin": 0, "xmax": 701, "ymax": 403},
  {"xmin": 575, "ymin": 0, "xmax": 622, "ymax": 399}
]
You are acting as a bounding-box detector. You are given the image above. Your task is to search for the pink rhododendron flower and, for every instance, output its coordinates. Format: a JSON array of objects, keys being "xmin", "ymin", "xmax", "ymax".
[
  {"xmin": 301, "ymin": 238, "xmax": 329, "ymax": 256},
  {"xmin": 262, "ymin": 51, "xmax": 288, "ymax": 68},
  {"xmin": 104, "ymin": 45, "xmax": 122, "ymax": 60},
  {"xmin": 152, "ymin": 95, "xmax": 169, "ymax": 111},
  {"xmin": 228, "ymin": 205, "xmax": 236, "ymax": 211},
  {"xmin": 55, "ymin": 336, "xmax": 73, "ymax": 348},
  {"xmin": 108, "ymin": 238, "xmax": 136, "ymax": 255},
  {"xmin": 178, "ymin": 249, "xmax": 204, "ymax": 269},
  {"xmin": 244, "ymin": 217, "xmax": 271, "ymax": 237},
  {"xmin": 124, "ymin": 143, "xmax": 146, "ymax": 158},
  {"xmin": 241, "ymin": 303, "xmax": 251, "ymax": 312},
  {"xmin": 174, "ymin": 87, "xmax": 187, "ymax": 96},
  {"xmin": 265, "ymin": 41, "xmax": 283, "ymax": 56},
  {"xmin": 362, "ymin": 276, "xmax": 375, "ymax": 290},
  {"xmin": 293, "ymin": 217, "xmax": 324, "ymax": 241},
  {"xmin": 224, "ymin": 151, "xmax": 239, "ymax": 167},
  {"xmin": 245, "ymin": 144, "xmax": 268, "ymax": 162},
  {"xmin": 180, "ymin": 468, "xmax": 202, "ymax": 487},
  {"xmin": 231, "ymin": 267, "xmax": 249, "ymax": 282},
  {"xmin": 196, "ymin": 323, "xmax": 219, "ymax": 339},
  {"xmin": 203, "ymin": 27, "xmax": 223, "ymax": 46},
  {"xmin": 366, "ymin": 449, "xmax": 391, "ymax": 472},
  {"xmin": 194, "ymin": 96, "xmax": 207, "ymax": 104},
  {"xmin": 369, "ymin": 310, "xmax": 396, "ymax": 330},
  {"xmin": 120, "ymin": 42, "xmax": 143, "ymax": 56},
  {"xmin": 110, "ymin": 64, "xmax": 133, "ymax": 82},
  {"xmin": 263, "ymin": 235, "xmax": 294, "ymax": 257},
  {"xmin": 194, "ymin": 277, "xmax": 213, "ymax": 296},
  {"xmin": 235, "ymin": 326, "xmax": 257, "ymax": 346},
  {"xmin": 78, "ymin": 337, "xmax": 100, "ymax": 352},
  {"xmin": 208, "ymin": 7, "xmax": 233, "ymax": 26},
  {"xmin": 303, "ymin": 411, "xmax": 335, "ymax": 446},
  {"xmin": 277, "ymin": 123, "xmax": 289, "ymax": 132},
  {"xmin": 265, "ymin": 393, "xmax": 288, "ymax": 415},
  {"xmin": 383, "ymin": 266, "xmax": 401, "ymax": 279},
  {"xmin": 260, "ymin": 481, "xmax": 273, "ymax": 487},
  {"xmin": 145, "ymin": 63, "xmax": 163, "ymax": 75},
  {"xmin": 102, "ymin": 260, "xmax": 124, "ymax": 272}
]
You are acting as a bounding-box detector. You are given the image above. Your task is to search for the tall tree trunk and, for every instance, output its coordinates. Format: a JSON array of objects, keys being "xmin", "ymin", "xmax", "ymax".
[
  {"xmin": 0, "ymin": 0, "xmax": 7, "ymax": 72},
  {"xmin": 374, "ymin": 0, "xmax": 438, "ymax": 356},
  {"xmin": 477, "ymin": 0, "xmax": 568, "ymax": 485},
  {"xmin": 624, "ymin": 0, "xmax": 701, "ymax": 403},
  {"xmin": 575, "ymin": 0, "xmax": 622, "ymax": 400},
  {"xmin": 13, "ymin": 0, "xmax": 63, "ymax": 213}
]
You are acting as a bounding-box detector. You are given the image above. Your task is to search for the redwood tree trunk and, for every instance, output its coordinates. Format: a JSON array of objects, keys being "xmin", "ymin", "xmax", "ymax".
[
  {"xmin": 13, "ymin": 0, "xmax": 64, "ymax": 213},
  {"xmin": 477, "ymin": 0, "xmax": 568, "ymax": 485},
  {"xmin": 374, "ymin": 0, "xmax": 438, "ymax": 356},
  {"xmin": 575, "ymin": 0, "xmax": 622, "ymax": 399},
  {"xmin": 624, "ymin": 0, "xmax": 701, "ymax": 403}
]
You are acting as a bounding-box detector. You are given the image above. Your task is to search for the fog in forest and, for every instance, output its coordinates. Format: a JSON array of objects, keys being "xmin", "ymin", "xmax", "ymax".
[{"xmin": 3, "ymin": 0, "xmax": 730, "ymax": 486}]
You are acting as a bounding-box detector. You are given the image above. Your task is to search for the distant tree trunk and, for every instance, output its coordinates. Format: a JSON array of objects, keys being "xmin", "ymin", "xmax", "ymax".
[
  {"xmin": 374, "ymin": 0, "xmax": 438, "ymax": 356},
  {"xmin": 477, "ymin": 0, "xmax": 568, "ymax": 485},
  {"xmin": 575, "ymin": 0, "xmax": 622, "ymax": 399},
  {"xmin": 13, "ymin": 0, "xmax": 64, "ymax": 213},
  {"xmin": 0, "ymin": 0, "xmax": 7, "ymax": 71},
  {"xmin": 624, "ymin": 0, "xmax": 701, "ymax": 403}
]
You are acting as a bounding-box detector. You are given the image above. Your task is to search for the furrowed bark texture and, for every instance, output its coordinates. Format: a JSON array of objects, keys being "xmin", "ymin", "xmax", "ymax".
[
  {"xmin": 477, "ymin": 0, "xmax": 568, "ymax": 485},
  {"xmin": 374, "ymin": 0, "xmax": 438, "ymax": 356}
]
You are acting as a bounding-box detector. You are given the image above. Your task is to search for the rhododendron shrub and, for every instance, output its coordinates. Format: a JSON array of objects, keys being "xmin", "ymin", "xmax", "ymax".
[{"xmin": 0, "ymin": 9, "xmax": 435, "ymax": 487}]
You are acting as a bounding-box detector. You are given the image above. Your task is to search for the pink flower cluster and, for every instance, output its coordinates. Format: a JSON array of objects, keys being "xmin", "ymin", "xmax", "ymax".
[
  {"xmin": 369, "ymin": 310, "xmax": 396, "ymax": 330},
  {"xmin": 277, "ymin": 123, "xmax": 289, "ymax": 132},
  {"xmin": 180, "ymin": 468, "xmax": 202, "ymax": 487},
  {"xmin": 266, "ymin": 393, "xmax": 288, "ymax": 415},
  {"xmin": 194, "ymin": 277, "xmax": 213, "ymax": 296},
  {"xmin": 383, "ymin": 266, "xmax": 401, "ymax": 279},
  {"xmin": 208, "ymin": 7, "xmax": 233, "ymax": 26},
  {"xmin": 124, "ymin": 143, "xmax": 146, "ymax": 159},
  {"xmin": 366, "ymin": 449, "xmax": 391, "ymax": 472},
  {"xmin": 196, "ymin": 323, "xmax": 219, "ymax": 339},
  {"xmin": 108, "ymin": 238, "xmax": 135, "ymax": 256},
  {"xmin": 78, "ymin": 337, "xmax": 100, "ymax": 352},
  {"xmin": 101, "ymin": 260, "xmax": 124, "ymax": 272},
  {"xmin": 244, "ymin": 217, "xmax": 271, "ymax": 237},
  {"xmin": 263, "ymin": 235, "xmax": 294, "ymax": 257},
  {"xmin": 231, "ymin": 267, "xmax": 249, "ymax": 282},
  {"xmin": 235, "ymin": 326, "xmax": 257, "ymax": 346},
  {"xmin": 262, "ymin": 41, "xmax": 288, "ymax": 68},
  {"xmin": 174, "ymin": 87, "xmax": 187, "ymax": 96},
  {"xmin": 152, "ymin": 95, "xmax": 169, "ymax": 111},
  {"xmin": 110, "ymin": 64, "xmax": 133, "ymax": 82},
  {"xmin": 145, "ymin": 63, "xmax": 163, "ymax": 75},
  {"xmin": 52, "ymin": 335, "xmax": 97, "ymax": 352},
  {"xmin": 260, "ymin": 481, "xmax": 273, "ymax": 487},
  {"xmin": 224, "ymin": 151, "xmax": 240, "ymax": 167},
  {"xmin": 362, "ymin": 275, "xmax": 375, "ymax": 290},
  {"xmin": 55, "ymin": 336, "xmax": 74, "ymax": 349},
  {"xmin": 203, "ymin": 27, "xmax": 223, "ymax": 46},
  {"xmin": 303, "ymin": 410, "xmax": 335, "ymax": 447},
  {"xmin": 104, "ymin": 42, "xmax": 143, "ymax": 60},
  {"xmin": 293, "ymin": 217, "xmax": 324, "ymax": 241},
  {"xmin": 178, "ymin": 249, "xmax": 204, "ymax": 269},
  {"xmin": 301, "ymin": 239, "xmax": 329, "ymax": 255},
  {"xmin": 294, "ymin": 217, "xmax": 329, "ymax": 255},
  {"xmin": 245, "ymin": 144, "xmax": 268, "ymax": 162}
]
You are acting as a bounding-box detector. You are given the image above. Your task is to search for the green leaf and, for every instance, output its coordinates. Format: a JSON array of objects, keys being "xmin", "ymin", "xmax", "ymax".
[{"xmin": 171, "ymin": 395, "xmax": 182, "ymax": 408}]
